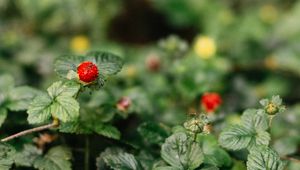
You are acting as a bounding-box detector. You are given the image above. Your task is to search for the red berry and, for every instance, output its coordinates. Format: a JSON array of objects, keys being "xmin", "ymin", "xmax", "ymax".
[
  {"xmin": 117, "ymin": 97, "xmax": 131, "ymax": 112},
  {"xmin": 201, "ymin": 92, "xmax": 222, "ymax": 113},
  {"xmin": 77, "ymin": 61, "xmax": 99, "ymax": 83}
]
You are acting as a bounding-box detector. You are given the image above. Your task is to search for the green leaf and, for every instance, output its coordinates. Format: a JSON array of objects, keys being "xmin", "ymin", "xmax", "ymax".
[
  {"xmin": 51, "ymin": 95, "xmax": 79, "ymax": 122},
  {"xmin": 33, "ymin": 146, "xmax": 72, "ymax": 170},
  {"xmin": 219, "ymin": 124, "xmax": 271, "ymax": 151},
  {"xmin": 58, "ymin": 121, "xmax": 92, "ymax": 134},
  {"xmin": 93, "ymin": 123, "xmax": 121, "ymax": 140},
  {"xmin": 7, "ymin": 86, "xmax": 42, "ymax": 111},
  {"xmin": 241, "ymin": 109, "xmax": 268, "ymax": 131},
  {"xmin": 255, "ymin": 130, "xmax": 270, "ymax": 146},
  {"xmin": 86, "ymin": 51, "xmax": 123, "ymax": 76},
  {"xmin": 55, "ymin": 51, "xmax": 123, "ymax": 79},
  {"xmin": 219, "ymin": 125, "xmax": 254, "ymax": 150},
  {"xmin": 0, "ymin": 107, "xmax": 7, "ymax": 127},
  {"xmin": 47, "ymin": 81, "xmax": 80, "ymax": 99},
  {"xmin": 137, "ymin": 151, "xmax": 155, "ymax": 170},
  {"xmin": 27, "ymin": 93, "xmax": 52, "ymax": 124},
  {"xmin": 14, "ymin": 144, "xmax": 42, "ymax": 167},
  {"xmin": 137, "ymin": 122, "xmax": 169, "ymax": 145},
  {"xmin": 154, "ymin": 166, "xmax": 180, "ymax": 170},
  {"xmin": 247, "ymin": 146, "xmax": 286, "ymax": 170},
  {"xmin": 54, "ymin": 55, "xmax": 82, "ymax": 78},
  {"xmin": 161, "ymin": 132, "xmax": 204, "ymax": 170},
  {"xmin": 97, "ymin": 147, "xmax": 142, "ymax": 170},
  {"xmin": 200, "ymin": 165, "xmax": 219, "ymax": 170},
  {"xmin": 197, "ymin": 134, "xmax": 232, "ymax": 167},
  {"xmin": 0, "ymin": 74, "xmax": 14, "ymax": 93},
  {"xmin": 0, "ymin": 143, "xmax": 16, "ymax": 170}
]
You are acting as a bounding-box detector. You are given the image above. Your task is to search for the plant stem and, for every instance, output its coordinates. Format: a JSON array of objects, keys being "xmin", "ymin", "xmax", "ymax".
[
  {"xmin": 193, "ymin": 133, "xmax": 197, "ymax": 142},
  {"xmin": 84, "ymin": 135, "xmax": 90, "ymax": 170},
  {"xmin": 1, "ymin": 119, "xmax": 59, "ymax": 142},
  {"xmin": 282, "ymin": 156, "xmax": 300, "ymax": 163}
]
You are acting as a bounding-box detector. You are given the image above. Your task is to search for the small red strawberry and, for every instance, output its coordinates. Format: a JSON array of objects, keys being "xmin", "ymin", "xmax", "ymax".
[
  {"xmin": 201, "ymin": 92, "xmax": 222, "ymax": 113},
  {"xmin": 77, "ymin": 61, "xmax": 99, "ymax": 83},
  {"xmin": 117, "ymin": 97, "xmax": 131, "ymax": 112},
  {"xmin": 146, "ymin": 55, "xmax": 160, "ymax": 72}
]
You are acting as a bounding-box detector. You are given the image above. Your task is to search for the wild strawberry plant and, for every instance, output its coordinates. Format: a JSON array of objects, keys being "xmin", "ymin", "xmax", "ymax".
[{"xmin": 0, "ymin": 51, "xmax": 123, "ymax": 170}]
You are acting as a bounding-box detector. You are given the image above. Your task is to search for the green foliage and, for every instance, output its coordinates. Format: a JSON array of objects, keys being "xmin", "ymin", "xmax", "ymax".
[
  {"xmin": 2, "ymin": 0, "xmax": 300, "ymax": 168},
  {"xmin": 196, "ymin": 134, "xmax": 232, "ymax": 168},
  {"xmin": 0, "ymin": 108, "xmax": 7, "ymax": 127},
  {"xmin": 0, "ymin": 74, "xmax": 41, "ymax": 127},
  {"xmin": 160, "ymin": 132, "xmax": 204, "ymax": 170},
  {"xmin": 0, "ymin": 143, "xmax": 16, "ymax": 170},
  {"xmin": 27, "ymin": 81, "xmax": 80, "ymax": 124},
  {"xmin": 97, "ymin": 147, "xmax": 142, "ymax": 170},
  {"xmin": 137, "ymin": 122, "xmax": 169, "ymax": 145},
  {"xmin": 55, "ymin": 51, "xmax": 123, "ymax": 89},
  {"xmin": 13, "ymin": 144, "xmax": 72, "ymax": 170},
  {"xmin": 247, "ymin": 146, "xmax": 286, "ymax": 170},
  {"xmin": 219, "ymin": 97, "xmax": 283, "ymax": 150},
  {"xmin": 27, "ymin": 93, "xmax": 53, "ymax": 124},
  {"xmin": 7, "ymin": 86, "xmax": 42, "ymax": 111},
  {"xmin": 2, "ymin": 143, "xmax": 74, "ymax": 170},
  {"xmin": 219, "ymin": 125, "xmax": 256, "ymax": 150},
  {"xmin": 219, "ymin": 96, "xmax": 286, "ymax": 169},
  {"xmin": 33, "ymin": 146, "xmax": 72, "ymax": 170},
  {"xmin": 93, "ymin": 123, "xmax": 121, "ymax": 140}
]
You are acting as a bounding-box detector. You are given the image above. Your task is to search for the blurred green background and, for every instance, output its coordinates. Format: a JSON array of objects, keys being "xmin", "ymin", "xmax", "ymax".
[{"xmin": 1, "ymin": 0, "xmax": 300, "ymax": 169}]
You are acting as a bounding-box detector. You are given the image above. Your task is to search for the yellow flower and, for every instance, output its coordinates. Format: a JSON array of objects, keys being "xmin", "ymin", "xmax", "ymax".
[
  {"xmin": 193, "ymin": 36, "xmax": 216, "ymax": 59},
  {"xmin": 70, "ymin": 35, "xmax": 90, "ymax": 53},
  {"xmin": 259, "ymin": 4, "xmax": 278, "ymax": 24}
]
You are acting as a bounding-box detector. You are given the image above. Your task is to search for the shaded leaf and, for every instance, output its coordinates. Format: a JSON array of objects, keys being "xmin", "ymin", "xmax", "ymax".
[
  {"xmin": 0, "ymin": 74, "xmax": 14, "ymax": 94},
  {"xmin": 14, "ymin": 144, "xmax": 42, "ymax": 167},
  {"xmin": 161, "ymin": 132, "xmax": 204, "ymax": 170},
  {"xmin": 97, "ymin": 147, "xmax": 141, "ymax": 170},
  {"xmin": 197, "ymin": 134, "xmax": 231, "ymax": 167},
  {"xmin": 137, "ymin": 122, "xmax": 169, "ymax": 145},
  {"xmin": 86, "ymin": 51, "xmax": 123, "ymax": 76},
  {"xmin": 0, "ymin": 143, "xmax": 16, "ymax": 170},
  {"xmin": 247, "ymin": 146, "xmax": 286, "ymax": 170},
  {"xmin": 0, "ymin": 107, "xmax": 7, "ymax": 127},
  {"xmin": 7, "ymin": 86, "xmax": 42, "ymax": 111},
  {"xmin": 154, "ymin": 166, "xmax": 180, "ymax": 170},
  {"xmin": 93, "ymin": 123, "xmax": 121, "ymax": 140},
  {"xmin": 58, "ymin": 121, "xmax": 92, "ymax": 134},
  {"xmin": 34, "ymin": 146, "xmax": 72, "ymax": 170}
]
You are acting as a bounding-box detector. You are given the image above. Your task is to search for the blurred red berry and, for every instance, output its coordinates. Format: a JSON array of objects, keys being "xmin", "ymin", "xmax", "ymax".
[
  {"xmin": 117, "ymin": 97, "xmax": 131, "ymax": 112},
  {"xmin": 201, "ymin": 93, "xmax": 222, "ymax": 113},
  {"xmin": 146, "ymin": 56, "xmax": 160, "ymax": 72},
  {"xmin": 77, "ymin": 61, "xmax": 99, "ymax": 83}
]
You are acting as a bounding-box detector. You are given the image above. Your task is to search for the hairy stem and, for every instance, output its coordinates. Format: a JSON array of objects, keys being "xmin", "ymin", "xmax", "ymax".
[
  {"xmin": 282, "ymin": 156, "xmax": 300, "ymax": 163},
  {"xmin": 1, "ymin": 119, "xmax": 59, "ymax": 142}
]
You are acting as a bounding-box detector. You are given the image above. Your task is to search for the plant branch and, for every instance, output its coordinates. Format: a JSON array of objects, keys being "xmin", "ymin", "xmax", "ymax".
[
  {"xmin": 1, "ymin": 119, "xmax": 59, "ymax": 142},
  {"xmin": 282, "ymin": 156, "xmax": 300, "ymax": 163}
]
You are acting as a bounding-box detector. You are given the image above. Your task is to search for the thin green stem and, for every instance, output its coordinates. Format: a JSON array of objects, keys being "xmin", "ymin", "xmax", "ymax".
[{"xmin": 193, "ymin": 133, "xmax": 197, "ymax": 142}]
